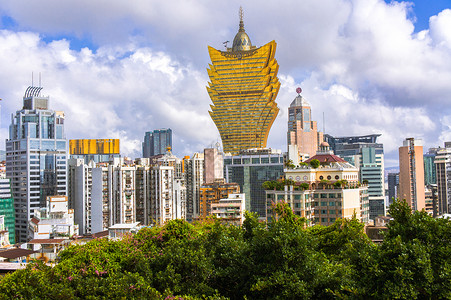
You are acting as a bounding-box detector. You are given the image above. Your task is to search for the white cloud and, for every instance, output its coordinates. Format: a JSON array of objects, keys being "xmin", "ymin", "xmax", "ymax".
[{"xmin": 1, "ymin": 0, "xmax": 451, "ymax": 167}]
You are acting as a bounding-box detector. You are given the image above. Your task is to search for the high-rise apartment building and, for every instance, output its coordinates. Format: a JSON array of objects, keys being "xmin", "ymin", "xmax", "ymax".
[
  {"xmin": 399, "ymin": 138, "xmax": 425, "ymax": 211},
  {"xmin": 206, "ymin": 8, "xmax": 280, "ymax": 154},
  {"xmin": 204, "ymin": 147, "xmax": 224, "ymax": 184},
  {"xmin": 6, "ymin": 86, "xmax": 67, "ymax": 242},
  {"xmin": 325, "ymin": 134, "xmax": 385, "ymax": 220},
  {"xmin": 0, "ymin": 178, "xmax": 15, "ymax": 243},
  {"xmin": 434, "ymin": 147, "xmax": 451, "ymax": 216},
  {"xmin": 142, "ymin": 129, "xmax": 172, "ymax": 158},
  {"xmin": 287, "ymin": 88, "xmax": 323, "ymax": 159},
  {"xmin": 69, "ymin": 139, "xmax": 120, "ymax": 164},
  {"xmin": 184, "ymin": 153, "xmax": 204, "ymax": 221},
  {"xmin": 224, "ymin": 148, "xmax": 284, "ymax": 217}
]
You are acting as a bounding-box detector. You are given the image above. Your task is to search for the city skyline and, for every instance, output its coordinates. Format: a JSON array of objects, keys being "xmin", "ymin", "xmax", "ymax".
[{"xmin": 1, "ymin": 1, "xmax": 451, "ymax": 167}]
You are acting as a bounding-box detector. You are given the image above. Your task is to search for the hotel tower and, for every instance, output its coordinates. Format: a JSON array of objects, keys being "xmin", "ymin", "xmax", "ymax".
[{"xmin": 206, "ymin": 8, "xmax": 280, "ymax": 154}]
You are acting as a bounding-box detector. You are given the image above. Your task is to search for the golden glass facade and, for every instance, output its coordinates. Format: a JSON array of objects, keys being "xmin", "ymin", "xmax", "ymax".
[
  {"xmin": 206, "ymin": 13, "xmax": 280, "ymax": 154},
  {"xmin": 69, "ymin": 139, "xmax": 120, "ymax": 155}
]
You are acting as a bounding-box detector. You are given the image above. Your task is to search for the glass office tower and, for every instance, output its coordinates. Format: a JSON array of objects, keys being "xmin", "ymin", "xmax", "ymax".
[{"xmin": 6, "ymin": 86, "xmax": 67, "ymax": 242}]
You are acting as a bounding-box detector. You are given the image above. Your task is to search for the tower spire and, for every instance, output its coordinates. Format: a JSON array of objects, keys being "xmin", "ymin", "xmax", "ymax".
[{"xmin": 239, "ymin": 6, "xmax": 245, "ymax": 32}]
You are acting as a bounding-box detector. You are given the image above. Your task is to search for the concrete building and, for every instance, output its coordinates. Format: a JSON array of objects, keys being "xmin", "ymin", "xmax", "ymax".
[
  {"xmin": 434, "ymin": 147, "xmax": 451, "ymax": 215},
  {"xmin": 224, "ymin": 148, "xmax": 284, "ymax": 217},
  {"xmin": 287, "ymin": 88, "xmax": 323, "ymax": 159},
  {"xmin": 28, "ymin": 196, "xmax": 78, "ymax": 240},
  {"xmin": 69, "ymin": 139, "xmax": 120, "ymax": 164},
  {"xmin": 184, "ymin": 153, "xmax": 204, "ymax": 221},
  {"xmin": 204, "ymin": 147, "xmax": 223, "ymax": 184},
  {"xmin": 271, "ymin": 142, "xmax": 369, "ymax": 226},
  {"xmin": 211, "ymin": 193, "xmax": 246, "ymax": 225},
  {"xmin": 142, "ymin": 129, "xmax": 172, "ymax": 158},
  {"xmin": 6, "ymin": 86, "xmax": 67, "ymax": 242},
  {"xmin": 399, "ymin": 138, "xmax": 425, "ymax": 211},
  {"xmin": 206, "ymin": 9, "xmax": 280, "ymax": 154},
  {"xmin": 0, "ymin": 216, "xmax": 11, "ymax": 247},
  {"xmin": 0, "ymin": 178, "xmax": 15, "ymax": 243},
  {"xmin": 199, "ymin": 179, "xmax": 240, "ymax": 219}
]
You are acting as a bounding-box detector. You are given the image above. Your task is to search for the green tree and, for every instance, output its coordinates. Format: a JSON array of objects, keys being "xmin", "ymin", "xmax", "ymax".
[{"xmin": 309, "ymin": 159, "xmax": 320, "ymax": 168}]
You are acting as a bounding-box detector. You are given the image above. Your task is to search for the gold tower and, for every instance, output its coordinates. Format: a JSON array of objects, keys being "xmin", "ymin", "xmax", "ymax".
[{"xmin": 207, "ymin": 8, "xmax": 280, "ymax": 154}]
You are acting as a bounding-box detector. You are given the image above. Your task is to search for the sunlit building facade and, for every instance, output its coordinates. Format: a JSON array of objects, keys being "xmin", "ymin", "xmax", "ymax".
[
  {"xmin": 6, "ymin": 86, "xmax": 67, "ymax": 242},
  {"xmin": 69, "ymin": 139, "xmax": 120, "ymax": 164},
  {"xmin": 207, "ymin": 9, "xmax": 280, "ymax": 154}
]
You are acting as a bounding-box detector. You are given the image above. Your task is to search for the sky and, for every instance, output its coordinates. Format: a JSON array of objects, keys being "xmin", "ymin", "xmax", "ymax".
[{"xmin": 1, "ymin": 0, "xmax": 451, "ymax": 167}]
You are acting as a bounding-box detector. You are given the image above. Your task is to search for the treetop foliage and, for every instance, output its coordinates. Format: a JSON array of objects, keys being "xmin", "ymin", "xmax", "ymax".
[{"xmin": 1, "ymin": 199, "xmax": 450, "ymax": 299}]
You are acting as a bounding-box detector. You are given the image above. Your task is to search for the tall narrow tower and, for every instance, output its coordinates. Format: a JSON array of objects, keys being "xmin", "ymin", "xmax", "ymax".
[
  {"xmin": 399, "ymin": 138, "xmax": 425, "ymax": 211},
  {"xmin": 287, "ymin": 88, "xmax": 323, "ymax": 159},
  {"xmin": 207, "ymin": 8, "xmax": 280, "ymax": 154},
  {"xmin": 6, "ymin": 86, "xmax": 67, "ymax": 242}
]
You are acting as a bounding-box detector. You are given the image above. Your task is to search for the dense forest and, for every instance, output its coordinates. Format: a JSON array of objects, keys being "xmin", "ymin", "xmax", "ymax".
[{"xmin": 1, "ymin": 199, "xmax": 450, "ymax": 299}]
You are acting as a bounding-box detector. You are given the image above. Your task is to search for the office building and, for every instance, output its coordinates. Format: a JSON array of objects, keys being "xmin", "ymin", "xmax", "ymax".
[
  {"xmin": 424, "ymin": 148, "xmax": 439, "ymax": 186},
  {"xmin": 325, "ymin": 134, "xmax": 385, "ymax": 220},
  {"xmin": 199, "ymin": 179, "xmax": 240, "ymax": 219},
  {"xmin": 266, "ymin": 142, "xmax": 369, "ymax": 226},
  {"xmin": 204, "ymin": 147, "xmax": 224, "ymax": 184},
  {"xmin": 69, "ymin": 139, "xmax": 120, "ymax": 164},
  {"xmin": 206, "ymin": 8, "xmax": 280, "ymax": 154},
  {"xmin": 399, "ymin": 138, "xmax": 425, "ymax": 211},
  {"xmin": 6, "ymin": 86, "xmax": 67, "ymax": 242},
  {"xmin": 0, "ymin": 216, "xmax": 11, "ymax": 247},
  {"xmin": 224, "ymin": 148, "xmax": 284, "ymax": 217},
  {"xmin": 142, "ymin": 129, "xmax": 172, "ymax": 158},
  {"xmin": 0, "ymin": 178, "xmax": 15, "ymax": 243},
  {"xmin": 387, "ymin": 172, "xmax": 399, "ymax": 206},
  {"xmin": 287, "ymin": 88, "xmax": 323, "ymax": 159},
  {"xmin": 434, "ymin": 147, "xmax": 451, "ymax": 215}
]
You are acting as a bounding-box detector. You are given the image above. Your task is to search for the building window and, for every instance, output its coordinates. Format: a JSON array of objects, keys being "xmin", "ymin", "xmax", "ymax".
[
  {"xmin": 329, "ymin": 201, "xmax": 335, "ymax": 206},
  {"xmin": 319, "ymin": 176, "xmax": 324, "ymax": 180},
  {"xmin": 320, "ymin": 201, "xmax": 327, "ymax": 206},
  {"xmin": 327, "ymin": 175, "xmax": 331, "ymax": 180}
]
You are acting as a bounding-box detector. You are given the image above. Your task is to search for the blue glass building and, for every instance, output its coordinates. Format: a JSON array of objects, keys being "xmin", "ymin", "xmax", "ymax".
[
  {"xmin": 6, "ymin": 86, "xmax": 67, "ymax": 242},
  {"xmin": 142, "ymin": 129, "xmax": 172, "ymax": 157}
]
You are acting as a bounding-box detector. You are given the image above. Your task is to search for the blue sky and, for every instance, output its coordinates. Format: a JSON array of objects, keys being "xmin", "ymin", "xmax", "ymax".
[{"xmin": 0, "ymin": 0, "xmax": 451, "ymax": 168}]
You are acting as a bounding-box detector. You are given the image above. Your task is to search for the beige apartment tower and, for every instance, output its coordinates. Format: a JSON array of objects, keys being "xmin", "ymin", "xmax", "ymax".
[
  {"xmin": 398, "ymin": 138, "xmax": 425, "ymax": 211},
  {"xmin": 287, "ymin": 88, "xmax": 323, "ymax": 160}
]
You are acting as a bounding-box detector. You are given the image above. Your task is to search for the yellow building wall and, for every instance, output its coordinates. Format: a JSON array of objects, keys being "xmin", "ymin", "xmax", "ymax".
[{"xmin": 69, "ymin": 139, "xmax": 120, "ymax": 155}]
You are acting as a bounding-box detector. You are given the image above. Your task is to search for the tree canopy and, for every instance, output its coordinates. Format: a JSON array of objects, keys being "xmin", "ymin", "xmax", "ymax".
[{"xmin": 1, "ymin": 199, "xmax": 450, "ymax": 299}]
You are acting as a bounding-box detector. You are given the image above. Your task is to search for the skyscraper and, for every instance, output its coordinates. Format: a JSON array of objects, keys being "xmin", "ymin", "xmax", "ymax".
[
  {"xmin": 424, "ymin": 147, "xmax": 439, "ymax": 186},
  {"xmin": 6, "ymin": 86, "xmax": 67, "ymax": 242},
  {"xmin": 287, "ymin": 88, "xmax": 323, "ymax": 159},
  {"xmin": 434, "ymin": 146, "xmax": 451, "ymax": 215},
  {"xmin": 325, "ymin": 134, "xmax": 385, "ymax": 220},
  {"xmin": 387, "ymin": 172, "xmax": 399, "ymax": 205},
  {"xmin": 207, "ymin": 8, "xmax": 280, "ymax": 154},
  {"xmin": 142, "ymin": 129, "xmax": 172, "ymax": 158},
  {"xmin": 399, "ymin": 138, "xmax": 425, "ymax": 211},
  {"xmin": 224, "ymin": 148, "xmax": 284, "ymax": 217}
]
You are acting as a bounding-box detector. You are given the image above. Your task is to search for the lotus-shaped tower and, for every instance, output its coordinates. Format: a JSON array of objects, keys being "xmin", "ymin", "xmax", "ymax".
[{"xmin": 206, "ymin": 8, "xmax": 280, "ymax": 154}]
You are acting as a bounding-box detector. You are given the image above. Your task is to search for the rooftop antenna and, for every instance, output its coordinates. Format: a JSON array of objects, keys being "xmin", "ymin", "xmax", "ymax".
[
  {"xmin": 32, "ymin": 72, "xmax": 34, "ymax": 86},
  {"xmin": 39, "ymin": 72, "xmax": 41, "ymax": 87},
  {"xmin": 223, "ymin": 41, "xmax": 229, "ymax": 49}
]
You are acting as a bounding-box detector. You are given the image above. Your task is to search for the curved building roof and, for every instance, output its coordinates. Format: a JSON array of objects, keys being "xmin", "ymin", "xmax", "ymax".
[{"xmin": 232, "ymin": 8, "xmax": 252, "ymax": 51}]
